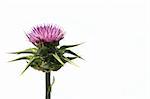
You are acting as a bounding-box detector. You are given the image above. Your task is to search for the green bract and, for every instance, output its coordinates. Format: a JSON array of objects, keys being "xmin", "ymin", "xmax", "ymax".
[{"xmin": 10, "ymin": 42, "xmax": 83, "ymax": 74}]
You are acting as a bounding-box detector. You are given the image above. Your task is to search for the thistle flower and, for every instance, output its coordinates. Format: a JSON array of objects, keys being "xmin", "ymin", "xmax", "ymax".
[
  {"xmin": 26, "ymin": 25, "xmax": 64, "ymax": 46},
  {"xmin": 10, "ymin": 24, "xmax": 83, "ymax": 72},
  {"xmin": 10, "ymin": 23, "xmax": 83, "ymax": 99}
]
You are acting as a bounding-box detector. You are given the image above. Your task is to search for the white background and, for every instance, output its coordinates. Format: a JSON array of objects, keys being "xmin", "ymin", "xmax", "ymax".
[{"xmin": 0, "ymin": 0, "xmax": 150, "ymax": 99}]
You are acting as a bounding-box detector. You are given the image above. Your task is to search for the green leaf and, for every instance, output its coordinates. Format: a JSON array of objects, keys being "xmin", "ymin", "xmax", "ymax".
[
  {"xmin": 51, "ymin": 76, "xmax": 55, "ymax": 86},
  {"xmin": 65, "ymin": 50, "xmax": 84, "ymax": 60},
  {"xmin": 36, "ymin": 46, "xmax": 49, "ymax": 56},
  {"xmin": 59, "ymin": 42, "xmax": 84, "ymax": 49},
  {"xmin": 52, "ymin": 53, "xmax": 64, "ymax": 65},
  {"xmin": 47, "ymin": 76, "xmax": 55, "ymax": 94},
  {"xmin": 21, "ymin": 58, "xmax": 37, "ymax": 75},
  {"xmin": 63, "ymin": 57, "xmax": 79, "ymax": 67},
  {"xmin": 50, "ymin": 64, "xmax": 63, "ymax": 71},
  {"xmin": 10, "ymin": 48, "xmax": 37, "ymax": 54},
  {"xmin": 9, "ymin": 55, "xmax": 33, "ymax": 62},
  {"xmin": 67, "ymin": 57, "xmax": 78, "ymax": 60}
]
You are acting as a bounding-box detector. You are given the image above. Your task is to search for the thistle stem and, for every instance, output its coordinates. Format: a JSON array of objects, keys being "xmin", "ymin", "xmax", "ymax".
[{"xmin": 46, "ymin": 72, "xmax": 51, "ymax": 99}]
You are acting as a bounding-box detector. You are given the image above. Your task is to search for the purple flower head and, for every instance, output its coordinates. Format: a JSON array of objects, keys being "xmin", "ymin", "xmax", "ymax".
[{"xmin": 26, "ymin": 24, "xmax": 65, "ymax": 46}]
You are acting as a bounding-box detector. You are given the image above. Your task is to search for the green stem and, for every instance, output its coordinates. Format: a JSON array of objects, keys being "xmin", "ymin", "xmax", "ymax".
[{"xmin": 46, "ymin": 72, "xmax": 51, "ymax": 99}]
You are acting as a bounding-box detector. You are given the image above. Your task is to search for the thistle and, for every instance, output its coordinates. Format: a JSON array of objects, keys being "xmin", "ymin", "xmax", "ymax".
[{"xmin": 10, "ymin": 24, "xmax": 83, "ymax": 99}]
